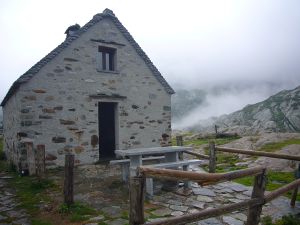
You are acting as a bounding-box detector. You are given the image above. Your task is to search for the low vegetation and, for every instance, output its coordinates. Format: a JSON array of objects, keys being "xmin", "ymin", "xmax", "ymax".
[
  {"xmin": 258, "ymin": 138, "xmax": 300, "ymax": 152},
  {"xmin": 262, "ymin": 215, "xmax": 300, "ymax": 225},
  {"xmin": 0, "ymin": 138, "xmax": 104, "ymax": 224}
]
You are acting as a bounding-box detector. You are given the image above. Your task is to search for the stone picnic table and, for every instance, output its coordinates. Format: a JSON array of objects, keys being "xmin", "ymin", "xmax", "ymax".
[{"xmin": 115, "ymin": 146, "xmax": 193, "ymax": 176}]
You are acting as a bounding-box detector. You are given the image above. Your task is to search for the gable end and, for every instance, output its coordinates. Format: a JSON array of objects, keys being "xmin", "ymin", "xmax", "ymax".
[{"xmin": 1, "ymin": 8, "xmax": 174, "ymax": 107}]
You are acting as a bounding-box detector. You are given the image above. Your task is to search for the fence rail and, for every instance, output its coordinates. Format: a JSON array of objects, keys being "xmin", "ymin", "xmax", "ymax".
[
  {"xmin": 138, "ymin": 166, "xmax": 265, "ymax": 186},
  {"xmin": 215, "ymin": 146, "xmax": 300, "ymax": 161},
  {"xmin": 129, "ymin": 137, "xmax": 300, "ymax": 225}
]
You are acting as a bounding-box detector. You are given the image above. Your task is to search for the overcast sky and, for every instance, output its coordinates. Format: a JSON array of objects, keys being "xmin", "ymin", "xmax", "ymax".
[{"xmin": 1, "ymin": 0, "xmax": 300, "ymax": 119}]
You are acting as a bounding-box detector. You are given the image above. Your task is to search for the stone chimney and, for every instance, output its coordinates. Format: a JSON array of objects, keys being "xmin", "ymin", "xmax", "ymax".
[{"xmin": 64, "ymin": 24, "xmax": 81, "ymax": 38}]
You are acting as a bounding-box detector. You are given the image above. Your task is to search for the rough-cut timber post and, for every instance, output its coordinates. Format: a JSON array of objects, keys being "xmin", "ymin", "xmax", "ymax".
[
  {"xmin": 246, "ymin": 169, "xmax": 266, "ymax": 225},
  {"xmin": 209, "ymin": 141, "xmax": 216, "ymax": 173},
  {"xmin": 64, "ymin": 154, "xmax": 74, "ymax": 206},
  {"xmin": 176, "ymin": 136, "xmax": 184, "ymax": 160},
  {"xmin": 36, "ymin": 144, "xmax": 45, "ymax": 180},
  {"xmin": 26, "ymin": 142, "xmax": 36, "ymax": 175},
  {"xmin": 290, "ymin": 163, "xmax": 300, "ymax": 207},
  {"xmin": 129, "ymin": 176, "xmax": 145, "ymax": 225},
  {"xmin": 176, "ymin": 136, "xmax": 183, "ymax": 146}
]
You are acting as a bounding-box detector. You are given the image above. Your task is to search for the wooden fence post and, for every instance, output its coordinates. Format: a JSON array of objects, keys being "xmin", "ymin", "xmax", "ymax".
[
  {"xmin": 209, "ymin": 141, "xmax": 216, "ymax": 173},
  {"xmin": 129, "ymin": 176, "xmax": 145, "ymax": 225},
  {"xmin": 36, "ymin": 144, "xmax": 45, "ymax": 180},
  {"xmin": 64, "ymin": 154, "xmax": 74, "ymax": 206},
  {"xmin": 246, "ymin": 169, "xmax": 266, "ymax": 225},
  {"xmin": 290, "ymin": 163, "xmax": 300, "ymax": 207},
  {"xmin": 176, "ymin": 136, "xmax": 184, "ymax": 160},
  {"xmin": 26, "ymin": 142, "xmax": 36, "ymax": 175}
]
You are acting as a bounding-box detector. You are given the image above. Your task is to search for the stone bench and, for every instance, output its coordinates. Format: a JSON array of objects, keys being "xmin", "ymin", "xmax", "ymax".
[
  {"xmin": 138, "ymin": 159, "xmax": 205, "ymax": 197},
  {"xmin": 109, "ymin": 156, "xmax": 165, "ymax": 182}
]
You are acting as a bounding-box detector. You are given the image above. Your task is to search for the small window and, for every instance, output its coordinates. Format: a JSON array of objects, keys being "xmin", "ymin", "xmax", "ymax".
[{"xmin": 97, "ymin": 46, "xmax": 116, "ymax": 72}]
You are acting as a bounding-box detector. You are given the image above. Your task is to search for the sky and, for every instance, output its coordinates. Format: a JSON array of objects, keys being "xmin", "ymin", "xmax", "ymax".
[{"xmin": 1, "ymin": 0, "xmax": 300, "ymax": 125}]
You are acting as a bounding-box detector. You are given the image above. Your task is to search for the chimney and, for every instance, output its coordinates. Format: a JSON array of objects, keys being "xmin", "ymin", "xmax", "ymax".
[{"xmin": 64, "ymin": 24, "xmax": 81, "ymax": 38}]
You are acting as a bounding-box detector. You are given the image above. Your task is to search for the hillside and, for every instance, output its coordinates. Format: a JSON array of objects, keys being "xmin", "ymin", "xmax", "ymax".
[{"xmin": 211, "ymin": 85, "xmax": 300, "ymax": 134}]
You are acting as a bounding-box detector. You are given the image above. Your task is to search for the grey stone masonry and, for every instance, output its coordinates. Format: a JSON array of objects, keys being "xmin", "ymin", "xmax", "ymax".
[{"xmin": 2, "ymin": 9, "xmax": 173, "ymax": 168}]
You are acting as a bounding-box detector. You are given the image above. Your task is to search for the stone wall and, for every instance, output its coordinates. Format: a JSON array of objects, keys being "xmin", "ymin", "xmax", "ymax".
[{"xmin": 3, "ymin": 17, "xmax": 172, "ymax": 167}]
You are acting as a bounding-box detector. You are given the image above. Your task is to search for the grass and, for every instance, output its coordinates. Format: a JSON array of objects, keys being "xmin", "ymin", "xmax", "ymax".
[
  {"xmin": 234, "ymin": 171, "xmax": 300, "ymax": 201},
  {"xmin": 259, "ymin": 139, "xmax": 300, "ymax": 152},
  {"xmin": 262, "ymin": 214, "xmax": 300, "ymax": 225},
  {"xmin": 31, "ymin": 219, "xmax": 53, "ymax": 225},
  {"xmin": 172, "ymin": 135, "xmax": 241, "ymax": 147},
  {"xmin": 9, "ymin": 175, "xmax": 57, "ymax": 214},
  {"xmin": 59, "ymin": 202, "xmax": 98, "ymax": 222}
]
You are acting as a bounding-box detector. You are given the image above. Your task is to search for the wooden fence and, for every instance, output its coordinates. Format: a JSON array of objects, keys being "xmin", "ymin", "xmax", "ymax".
[
  {"xmin": 130, "ymin": 166, "xmax": 300, "ymax": 225},
  {"xmin": 128, "ymin": 137, "xmax": 300, "ymax": 225}
]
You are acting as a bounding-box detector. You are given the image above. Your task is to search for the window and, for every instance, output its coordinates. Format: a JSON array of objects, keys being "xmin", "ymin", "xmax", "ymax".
[{"xmin": 97, "ymin": 46, "xmax": 116, "ymax": 72}]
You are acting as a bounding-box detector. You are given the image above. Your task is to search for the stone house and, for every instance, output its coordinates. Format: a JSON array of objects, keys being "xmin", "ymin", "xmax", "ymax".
[{"xmin": 1, "ymin": 9, "xmax": 174, "ymax": 168}]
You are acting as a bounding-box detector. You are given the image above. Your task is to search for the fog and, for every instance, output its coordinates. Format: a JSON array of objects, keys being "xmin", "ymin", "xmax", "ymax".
[
  {"xmin": 172, "ymin": 81, "xmax": 299, "ymax": 129},
  {"xmin": 1, "ymin": 0, "xmax": 300, "ymax": 126}
]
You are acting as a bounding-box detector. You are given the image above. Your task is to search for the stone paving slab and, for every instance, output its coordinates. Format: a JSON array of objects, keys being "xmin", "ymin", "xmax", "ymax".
[
  {"xmin": 149, "ymin": 180, "xmax": 300, "ymax": 225},
  {"xmin": 0, "ymin": 174, "xmax": 31, "ymax": 225}
]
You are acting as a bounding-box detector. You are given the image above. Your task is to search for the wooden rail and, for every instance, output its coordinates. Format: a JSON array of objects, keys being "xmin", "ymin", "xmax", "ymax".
[
  {"xmin": 183, "ymin": 150, "xmax": 210, "ymax": 159},
  {"xmin": 144, "ymin": 198, "xmax": 262, "ymax": 225},
  {"xmin": 215, "ymin": 146, "xmax": 300, "ymax": 161},
  {"xmin": 129, "ymin": 138, "xmax": 300, "ymax": 225},
  {"xmin": 138, "ymin": 166, "xmax": 265, "ymax": 186}
]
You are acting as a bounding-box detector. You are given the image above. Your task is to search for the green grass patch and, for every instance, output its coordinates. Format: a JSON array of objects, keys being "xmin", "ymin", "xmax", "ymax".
[
  {"xmin": 262, "ymin": 214, "xmax": 300, "ymax": 225},
  {"xmin": 259, "ymin": 139, "xmax": 300, "ymax": 152},
  {"xmin": 172, "ymin": 135, "xmax": 241, "ymax": 147},
  {"xmin": 9, "ymin": 175, "xmax": 57, "ymax": 214},
  {"xmin": 31, "ymin": 219, "xmax": 53, "ymax": 225},
  {"xmin": 234, "ymin": 171, "xmax": 300, "ymax": 201},
  {"xmin": 59, "ymin": 202, "xmax": 97, "ymax": 222}
]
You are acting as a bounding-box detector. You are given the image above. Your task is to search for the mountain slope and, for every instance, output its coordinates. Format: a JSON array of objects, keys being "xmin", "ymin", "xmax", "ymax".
[{"xmin": 213, "ymin": 86, "xmax": 300, "ymax": 134}]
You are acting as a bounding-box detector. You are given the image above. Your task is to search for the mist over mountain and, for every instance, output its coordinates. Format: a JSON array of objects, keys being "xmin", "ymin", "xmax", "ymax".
[
  {"xmin": 171, "ymin": 81, "xmax": 300, "ymax": 132},
  {"xmin": 173, "ymin": 85, "xmax": 300, "ymax": 134}
]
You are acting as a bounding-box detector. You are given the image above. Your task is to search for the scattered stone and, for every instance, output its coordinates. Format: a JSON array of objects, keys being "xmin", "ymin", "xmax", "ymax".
[
  {"xmin": 151, "ymin": 208, "xmax": 172, "ymax": 217},
  {"xmin": 193, "ymin": 188, "xmax": 216, "ymax": 197},
  {"xmin": 198, "ymin": 217, "xmax": 223, "ymax": 225},
  {"xmin": 222, "ymin": 216, "xmax": 244, "ymax": 225},
  {"xmin": 228, "ymin": 198, "xmax": 243, "ymax": 203},
  {"xmin": 230, "ymin": 213, "xmax": 247, "ymax": 222},
  {"xmin": 229, "ymin": 184, "xmax": 249, "ymax": 192},
  {"xmin": 89, "ymin": 215, "xmax": 104, "ymax": 222},
  {"xmin": 0, "ymin": 215, "xmax": 7, "ymax": 220},
  {"xmin": 167, "ymin": 199, "xmax": 182, "ymax": 206},
  {"xmin": 235, "ymin": 194, "xmax": 249, "ymax": 200},
  {"xmin": 109, "ymin": 218, "xmax": 129, "ymax": 225},
  {"xmin": 101, "ymin": 206, "xmax": 122, "ymax": 218},
  {"xmin": 171, "ymin": 211, "xmax": 184, "ymax": 216},
  {"xmin": 197, "ymin": 195, "xmax": 214, "ymax": 203},
  {"xmin": 188, "ymin": 201, "xmax": 205, "ymax": 209},
  {"xmin": 169, "ymin": 205, "xmax": 188, "ymax": 212}
]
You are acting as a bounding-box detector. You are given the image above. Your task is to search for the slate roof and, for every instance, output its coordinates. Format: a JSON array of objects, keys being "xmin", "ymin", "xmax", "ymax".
[{"xmin": 1, "ymin": 8, "xmax": 175, "ymax": 106}]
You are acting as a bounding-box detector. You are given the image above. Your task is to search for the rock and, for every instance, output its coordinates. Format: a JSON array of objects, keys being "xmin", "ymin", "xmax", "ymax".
[
  {"xmin": 230, "ymin": 213, "xmax": 247, "ymax": 222},
  {"xmin": 151, "ymin": 208, "xmax": 172, "ymax": 217},
  {"xmin": 196, "ymin": 196, "xmax": 214, "ymax": 203},
  {"xmin": 198, "ymin": 218, "xmax": 223, "ymax": 225},
  {"xmin": 0, "ymin": 214, "xmax": 7, "ymax": 220},
  {"xmin": 171, "ymin": 211, "xmax": 184, "ymax": 216},
  {"xmin": 101, "ymin": 206, "xmax": 122, "ymax": 218},
  {"xmin": 193, "ymin": 188, "xmax": 216, "ymax": 197},
  {"xmin": 169, "ymin": 205, "xmax": 188, "ymax": 212},
  {"xmin": 109, "ymin": 218, "xmax": 129, "ymax": 225},
  {"xmin": 187, "ymin": 201, "xmax": 205, "ymax": 209},
  {"xmin": 228, "ymin": 183, "xmax": 249, "ymax": 192},
  {"xmin": 222, "ymin": 216, "xmax": 244, "ymax": 225},
  {"xmin": 89, "ymin": 215, "xmax": 104, "ymax": 222}
]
